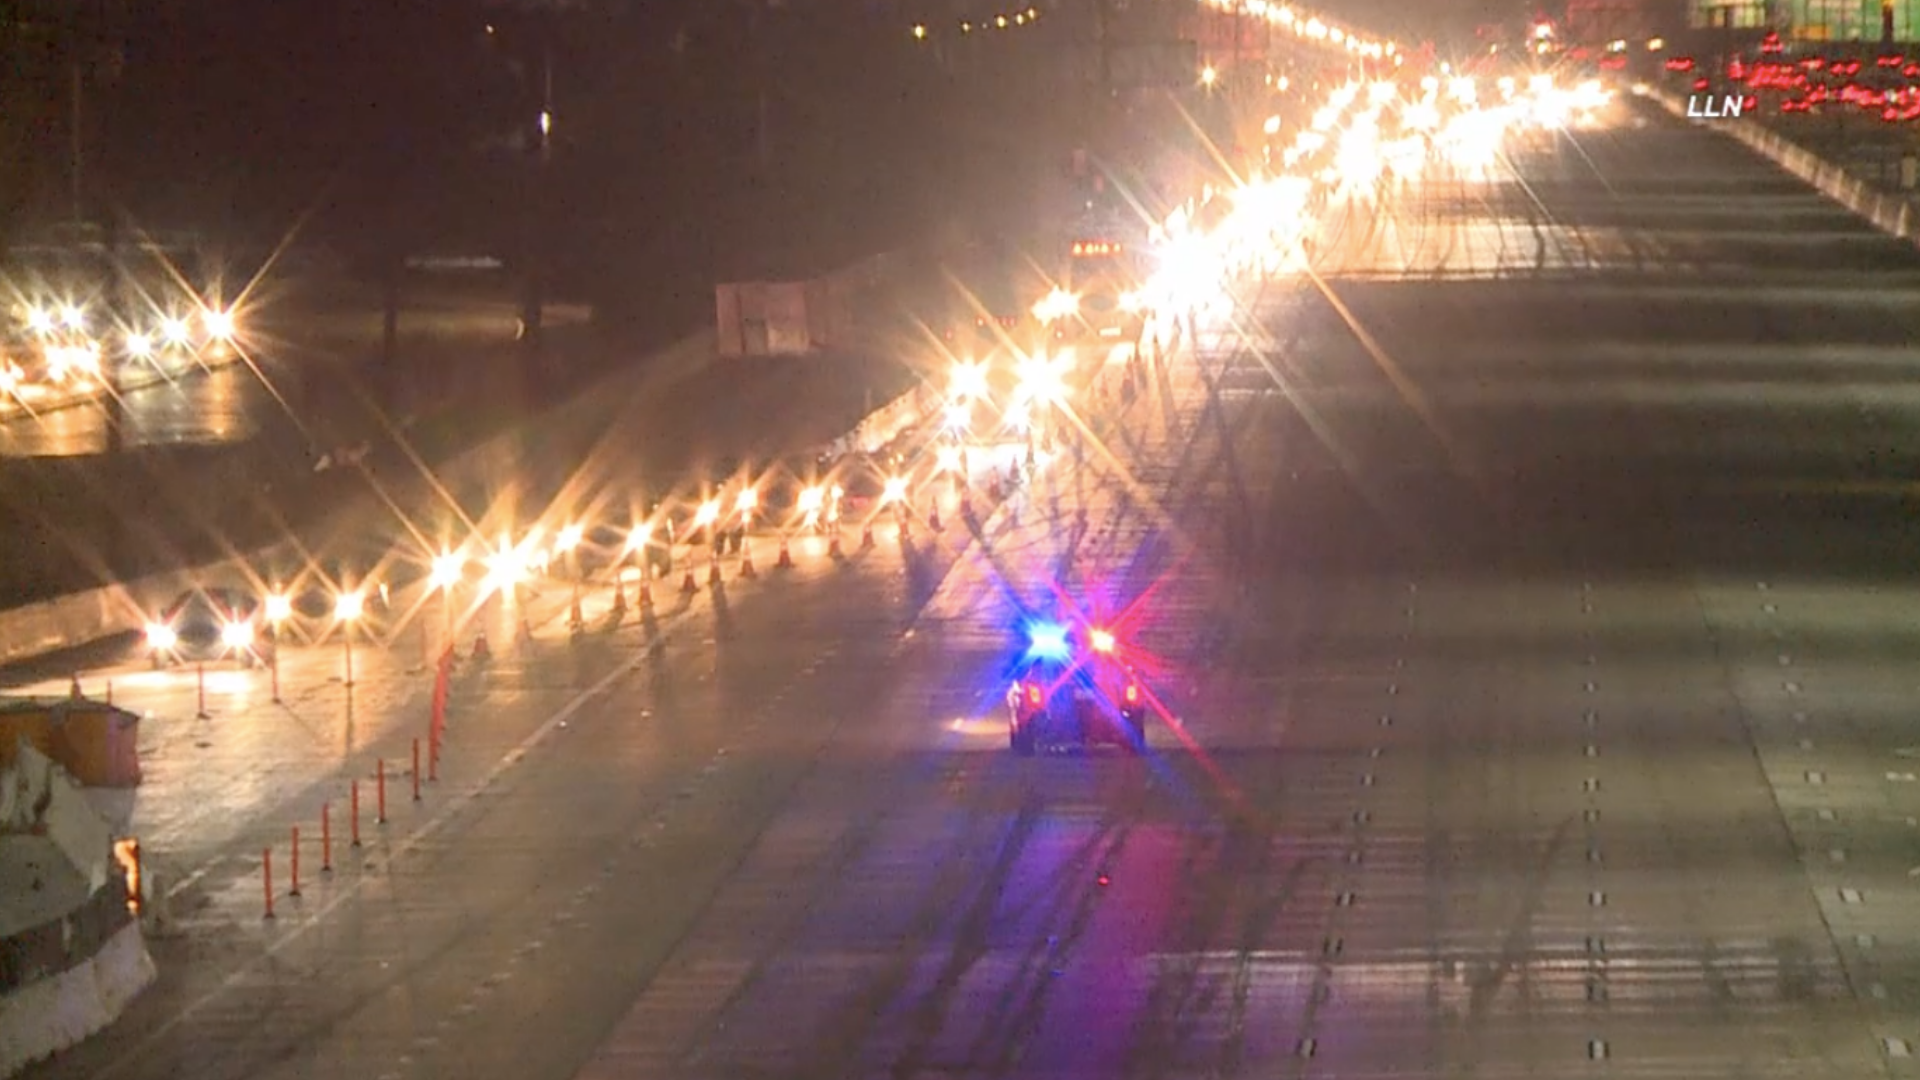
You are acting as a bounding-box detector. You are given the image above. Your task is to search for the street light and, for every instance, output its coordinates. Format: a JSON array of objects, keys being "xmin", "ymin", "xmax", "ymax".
[
  {"xmin": 624, "ymin": 521, "xmax": 653, "ymax": 582},
  {"xmin": 430, "ymin": 552, "xmax": 463, "ymax": 647},
  {"xmin": 482, "ymin": 532, "xmax": 528, "ymax": 596},
  {"xmin": 264, "ymin": 590, "xmax": 292, "ymax": 702},
  {"xmin": 797, "ymin": 485, "xmax": 825, "ymax": 530},
  {"xmin": 694, "ymin": 498, "xmax": 721, "ymax": 543},
  {"xmin": 950, "ymin": 360, "xmax": 989, "ymax": 401},
  {"xmin": 160, "ymin": 317, "xmax": 191, "ymax": 348},
  {"xmin": 335, "ymin": 590, "xmax": 365, "ymax": 688},
  {"xmin": 554, "ymin": 524, "xmax": 585, "ymax": 628},
  {"xmin": 202, "ymin": 308, "xmax": 236, "ymax": 341}
]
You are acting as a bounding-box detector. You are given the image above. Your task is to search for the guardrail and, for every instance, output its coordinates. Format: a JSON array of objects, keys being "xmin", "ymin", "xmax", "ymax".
[{"xmin": 1644, "ymin": 88, "xmax": 1920, "ymax": 246}]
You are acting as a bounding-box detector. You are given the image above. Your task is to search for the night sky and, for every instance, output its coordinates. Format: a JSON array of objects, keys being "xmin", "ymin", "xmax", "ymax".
[{"xmin": 2, "ymin": 0, "xmax": 1529, "ymax": 274}]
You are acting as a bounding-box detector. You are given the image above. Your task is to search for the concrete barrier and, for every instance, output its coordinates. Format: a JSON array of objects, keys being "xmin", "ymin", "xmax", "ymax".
[
  {"xmin": 0, "ymin": 920, "xmax": 155, "ymax": 1079},
  {"xmin": 0, "ymin": 346, "xmax": 719, "ymax": 671},
  {"xmin": 1647, "ymin": 89, "xmax": 1920, "ymax": 246},
  {"xmin": 1, "ymin": 744, "xmax": 155, "ymax": 1079},
  {"xmin": 0, "ymin": 323, "xmax": 912, "ymax": 667},
  {"xmin": 847, "ymin": 382, "xmax": 940, "ymax": 454},
  {"xmin": 0, "ymin": 541, "xmax": 299, "ymax": 670}
]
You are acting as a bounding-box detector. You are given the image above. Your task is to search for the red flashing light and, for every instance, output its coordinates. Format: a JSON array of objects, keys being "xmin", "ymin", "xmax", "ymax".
[
  {"xmin": 1665, "ymin": 57, "xmax": 1694, "ymax": 72},
  {"xmin": 1692, "ymin": 77, "xmax": 1711, "ymax": 92},
  {"xmin": 1125, "ymin": 684, "xmax": 1141, "ymax": 705},
  {"xmin": 1026, "ymin": 683, "xmax": 1043, "ymax": 706}
]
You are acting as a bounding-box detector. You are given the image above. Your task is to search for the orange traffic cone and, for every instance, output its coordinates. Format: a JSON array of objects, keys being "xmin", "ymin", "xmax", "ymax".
[
  {"xmin": 639, "ymin": 578, "xmax": 654, "ymax": 608},
  {"xmin": 708, "ymin": 561, "xmax": 722, "ymax": 586},
  {"xmin": 568, "ymin": 595, "xmax": 585, "ymax": 630},
  {"xmin": 777, "ymin": 538, "xmax": 794, "ymax": 569},
  {"xmin": 740, "ymin": 548, "xmax": 758, "ymax": 579},
  {"xmin": 829, "ymin": 533, "xmax": 844, "ymax": 559},
  {"xmin": 471, "ymin": 632, "xmax": 491, "ymax": 661},
  {"xmin": 861, "ymin": 523, "xmax": 875, "ymax": 550},
  {"xmin": 69, "ymin": 674, "xmax": 82, "ymax": 700},
  {"xmin": 681, "ymin": 569, "xmax": 699, "ymax": 595}
]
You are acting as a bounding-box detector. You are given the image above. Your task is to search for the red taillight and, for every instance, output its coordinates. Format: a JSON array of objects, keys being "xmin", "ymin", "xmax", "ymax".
[
  {"xmin": 1026, "ymin": 684, "xmax": 1043, "ymax": 706},
  {"xmin": 1125, "ymin": 684, "xmax": 1140, "ymax": 705}
]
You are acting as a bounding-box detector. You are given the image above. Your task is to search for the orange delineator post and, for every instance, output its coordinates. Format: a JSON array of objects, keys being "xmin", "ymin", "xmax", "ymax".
[
  {"xmin": 350, "ymin": 781, "xmax": 362, "ymax": 847},
  {"xmin": 376, "ymin": 760, "xmax": 388, "ymax": 824},
  {"xmin": 431, "ymin": 654, "xmax": 450, "ymax": 780},
  {"xmin": 321, "ymin": 803, "xmax": 333, "ymax": 872},
  {"xmin": 196, "ymin": 663, "xmax": 209, "ymax": 718},
  {"xmin": 262, "ymin": 848, "xmax": 274, "ymax": 919},
  {"xmin": 411, "ymin": 739, "xmax": 422, "ymax": 802},
  {"xmin": 289, "ymin": 826, "xmax": 302, "ymax": 898}
]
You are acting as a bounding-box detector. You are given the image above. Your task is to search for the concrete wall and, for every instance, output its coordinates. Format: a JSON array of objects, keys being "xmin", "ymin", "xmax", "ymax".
[
  {"xmin": 0, "ymin": 743, "xmax": 116, "ymax": 890},
  {"xmin": 0, "ymin": 919, "xmax": 154, "ymax": 1079},
  {"xmin": 0, "ymin": 743, "xmax": 154, "ymax": 1079},
  {"xmin": 0, "ymin": 245, "xmax": 938, "ymax": 669},
  {"xmin": 847, "ymin": 383, "xmax": 941, "ymax": 455},
  {"xmin": 0, "ymin": 541, "xmax": 296, "ymax": 670},
  {"xmin": 1646, "ymin": 89, "xmax": 1920, "ymax": 244}
]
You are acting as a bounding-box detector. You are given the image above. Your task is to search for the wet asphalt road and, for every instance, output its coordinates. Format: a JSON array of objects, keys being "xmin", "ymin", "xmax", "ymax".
[{"xmin": 23, "ymin": 95, "xmax": 1920, "ymax": 1080}]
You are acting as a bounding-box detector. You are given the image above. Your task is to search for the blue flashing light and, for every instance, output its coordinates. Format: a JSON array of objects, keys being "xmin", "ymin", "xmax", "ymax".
[{"xmin": 1026, "ymin": 620, "xmax": 1071, "ymax": 660}]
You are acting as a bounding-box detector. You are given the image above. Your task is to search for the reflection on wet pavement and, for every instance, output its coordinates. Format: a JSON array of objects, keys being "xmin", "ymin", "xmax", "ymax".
[{"xmin": 0, "ymin": 362, "xmax": 266, "ymax": 457}]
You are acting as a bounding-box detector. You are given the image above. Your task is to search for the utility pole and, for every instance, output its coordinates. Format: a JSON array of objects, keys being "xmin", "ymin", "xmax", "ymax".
[
  {"xmin": 69, "ymin": 57, "xmax": 84, "ymax": 224},
  {"xmin": 519, "ymin": 22, "xmax": 554, "ymax": 383}
]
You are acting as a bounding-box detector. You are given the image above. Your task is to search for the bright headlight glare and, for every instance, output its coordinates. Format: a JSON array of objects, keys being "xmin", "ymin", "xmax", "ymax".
[
  {"xmin": 145, "ymin": 623, "xmax": 177, "ymax": 650},
  {"xmin": 222, "ymin": 620, "xmax": 253, "ymax": 648}
]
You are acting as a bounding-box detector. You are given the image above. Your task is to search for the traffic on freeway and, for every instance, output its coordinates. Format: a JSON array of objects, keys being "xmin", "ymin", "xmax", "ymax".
[
  {"xmin": 0, "ymin": 295, "xmax": 243, "ymax": 420},
  {"xmin": 15, "ymin": 23, "xmax": 1920, "ymax": 1080}
]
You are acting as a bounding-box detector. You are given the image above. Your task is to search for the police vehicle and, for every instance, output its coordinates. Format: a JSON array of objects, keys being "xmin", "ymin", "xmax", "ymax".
[{"xmin": 1006, "ymin": 620, "xmax": 1148, "ymax": 756}]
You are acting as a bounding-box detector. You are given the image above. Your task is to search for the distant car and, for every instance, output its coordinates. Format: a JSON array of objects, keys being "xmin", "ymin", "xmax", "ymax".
[
  {"xmin": 143, "ymin": 587, "xmax": 265, "ymax": 669},
  {"xmin": 1006, "ymin": 621, "xmax": 1147, "ymax": 756}
]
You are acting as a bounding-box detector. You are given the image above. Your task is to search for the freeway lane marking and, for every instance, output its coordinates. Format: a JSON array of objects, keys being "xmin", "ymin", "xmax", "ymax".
[{"xmin": 94, "ymin": 646, "xmax": 646, "ymax": 1080}]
